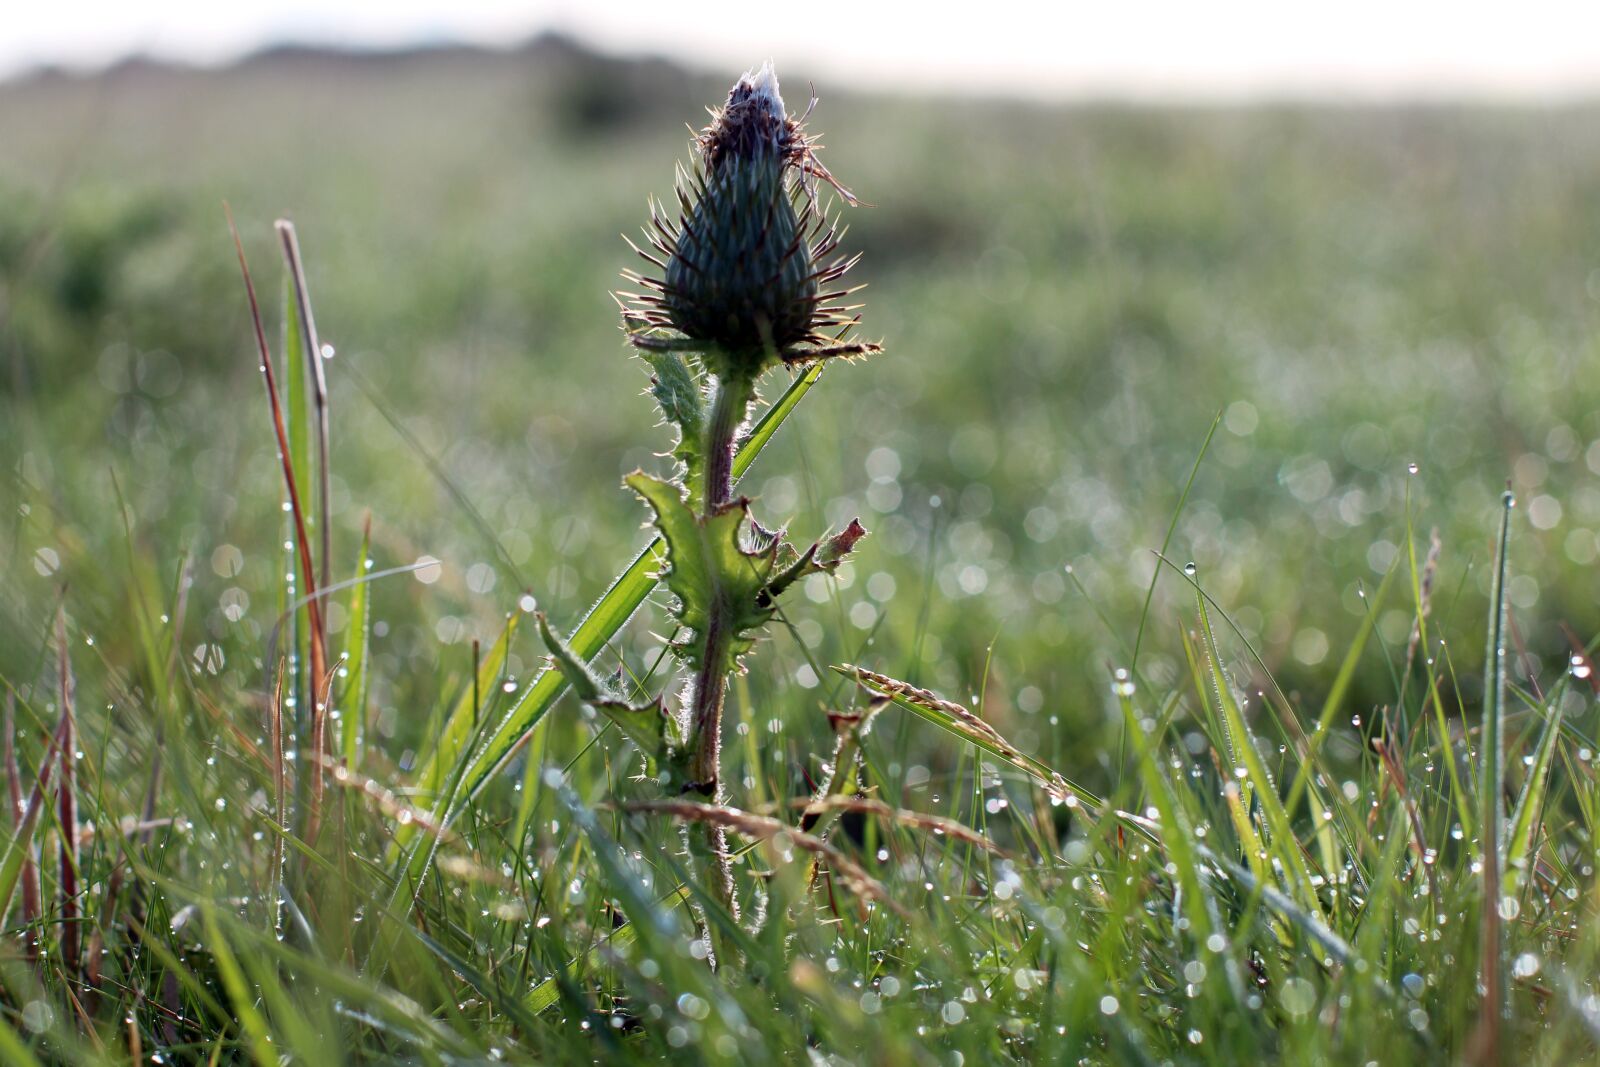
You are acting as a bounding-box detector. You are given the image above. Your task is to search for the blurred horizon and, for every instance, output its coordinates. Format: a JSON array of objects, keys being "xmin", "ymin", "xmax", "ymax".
[{"xmin": 10, "ymin": 0, "xmax": 1600, "ymax": 102}]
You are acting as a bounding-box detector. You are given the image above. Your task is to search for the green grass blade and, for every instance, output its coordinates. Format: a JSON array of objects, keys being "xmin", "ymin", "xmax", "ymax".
[
  {"xmin": 1505, "ymin": 697, "xmax": 1561, "ymax": 898},
  {"xmin": 1194, "ymin": 588, "xmax": 1326, "ymax": 923},
  {"xmin": 386, "ymin": 614, "xmax": 517, "ymax": 863},
  {"xmin": 419, "ymin": 614, "xmax": 517, "ymax": 801},
  {"xmin": 1131, "ymin": 408, "xmax": 1221, "ymax": 671},
  {"xmin": 1481, "ymin": 492, "xmax": 1513, "ymax": 852},
  {"xmin": 0, "ymin": 1014, "xmax": 41, "ymax": 1067},
  {"xmin": 339, "ymin": 517, "xmax": 372, "ymax": 767},
  {"xmin": 1115, "ymin": 683, "xmax": 1247, "ymax": 1007},
  {"xmin": 201, "ymin": 904, "xmax": 278, "ymax": 1067},
  {"xmin": 1476, "ymin": 489, "xmax": 1515, "ymax": 1042}
]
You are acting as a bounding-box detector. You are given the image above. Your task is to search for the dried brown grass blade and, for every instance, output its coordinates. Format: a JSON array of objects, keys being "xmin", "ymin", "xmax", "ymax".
[
  {"xmin": 624, "ymin": 798, "xmax": 908, "ymax": 919},
  {"xmin": 788, "ymin": 796, "xmax": 1009, "ymax": 857},
  {"xmin": 226, "ymin": 206, "xmax": 329, "ymax": 844}
]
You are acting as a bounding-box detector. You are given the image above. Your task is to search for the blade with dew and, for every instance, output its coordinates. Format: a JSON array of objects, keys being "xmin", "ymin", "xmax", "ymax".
[
  {"xmin": 1114, "ymin": 679, "xmax": 1247, "ymax": 1007},
  {"xmin": 1470, "ymin": 489, "xmax": 1515, "ymax": 1063},
  {"xmin": 227, "ymin": 209, "xmax": 328, "ymax": 840},
  {"xmin": 339, "ymin": 514, "xmax": 373, "ymax": 767},
  {"xmin": 1193, "ymin": 587, "xmax": 1326, "ymax": 923},
  {"xmin": 831, "ymin": 664, "xmax": 1104, "ymax": 814},
  {"xmin": 1504, "ymin": 683, "xmax": 1562, "ymax": 899}
]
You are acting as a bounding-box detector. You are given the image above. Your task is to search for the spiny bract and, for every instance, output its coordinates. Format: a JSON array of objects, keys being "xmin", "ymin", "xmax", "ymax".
[{"xmin": 620, "ymin": 63, "xmax": 876, "ymax": 379}]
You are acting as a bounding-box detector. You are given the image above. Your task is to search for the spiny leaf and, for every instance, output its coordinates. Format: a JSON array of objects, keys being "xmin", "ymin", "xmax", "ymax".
[
  {"xmin": 625, "ymin": 471, "xmax": 775, "ymax": 673},
  {"xmin": 762, "ymin": 518, "xmax": 868, "ymax": 607},
  {"xmin": 643, "ymin": 350, "xmax": 706, "ymax": 500},
  {"xmin": 535, "ymin": 612, "xmax": 677, "ymax": 760}
]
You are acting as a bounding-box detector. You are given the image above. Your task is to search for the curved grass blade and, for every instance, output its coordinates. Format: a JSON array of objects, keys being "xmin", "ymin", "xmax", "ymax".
[
  {"xmin": 201, "ymin": 904, "xmax": 278, "ymax": 1067},
  {"xmin": 1504, "ymin": 696, "xmax": 1561, "ymax": 897},
  {"xmin": 1193, "ymin": 589, "xmax": 1326, "ymax": 922},
  {"xmin": 832, "ymin": 664, "xmax": 1104, "ymax": 814}
]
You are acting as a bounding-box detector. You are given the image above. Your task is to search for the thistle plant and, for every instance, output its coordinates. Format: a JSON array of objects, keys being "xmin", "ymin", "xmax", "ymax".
[{"xmin": 540, "ymin": 63, "xmax": 878, "ymax": 949}]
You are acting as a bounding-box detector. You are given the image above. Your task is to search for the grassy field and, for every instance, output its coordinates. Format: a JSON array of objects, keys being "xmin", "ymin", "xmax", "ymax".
[{"xmin": 3, "ymin": 35, "xmax": 1600, "ymax": 1063}]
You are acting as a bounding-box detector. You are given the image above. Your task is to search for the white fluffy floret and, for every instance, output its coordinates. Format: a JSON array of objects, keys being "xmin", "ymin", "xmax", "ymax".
[{"xmin": 737, "ymin": 60, "xmax": 786, "ymax": 121}]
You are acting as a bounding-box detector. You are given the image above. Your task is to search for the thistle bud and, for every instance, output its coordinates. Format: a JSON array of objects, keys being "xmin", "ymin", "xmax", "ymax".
[{"xmin": 622, "ymin": 63, "xmax": 877, "ymax": 380}]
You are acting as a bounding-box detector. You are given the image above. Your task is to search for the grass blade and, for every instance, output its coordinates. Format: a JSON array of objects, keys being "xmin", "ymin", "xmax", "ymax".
[
  {"xmin": 1470, "ymin": 489, "xmax": 1515, "ymax": 1064},
  {"xmin": 200, "ymin": 905, "xmax": 278, "ymax": 1067},
  {"xmin": 339, "ymin": 514, "xmax": 373, "ymax": 767},
  {"xmin": 0, "ymin": 709, "xmax": 72, "ymax": 943},
  {"xmin": 833, "ymin": 664, "xmax": 1104, "ymax": 813},
  {"xmin": 1504, "ymin": 693, "xmax": 1561, "ymax": 897},
  {"xmin": 227, "ymin": 208, "xmax": 329, "ymax": 842},
  {"xmin": 3, "ymin": 693, "xmax": 41, "ymax": 955},
  {"xmin": 1193, "ymin": 588, "xmax": 1325, "ymax": 922},
  {"xmin": 1131, "ymin": 408, "xmax": 1221, "ymax": 670},
  {"xmin": 54, "ymin": 609, "xmax": 80, "ymax": 981},
  {"xmin": 276, "ymin": 220, "xmax": 332, "ymax": 592}
]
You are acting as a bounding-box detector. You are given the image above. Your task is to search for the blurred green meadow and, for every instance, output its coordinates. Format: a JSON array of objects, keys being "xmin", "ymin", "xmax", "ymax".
[
  {"xmin": 8, "ymin": 39, "xmax": 1599, "ymax": 769},
  {"xmin": 4, "ymin": 35, "xmax": 1600, "ymax": 1062}
]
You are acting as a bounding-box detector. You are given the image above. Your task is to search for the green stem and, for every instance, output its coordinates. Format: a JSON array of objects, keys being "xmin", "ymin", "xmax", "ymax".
[
  {"xmin": 689, "ymin": 369, "xmax": 757, "ymax": 791},
  {"xmin": 705, "ymin": 370, "xmax": 755, "ymax": 513},
  {"xmin": 681, "ymin": 366, "xmax": 756, "ymax": 954}
]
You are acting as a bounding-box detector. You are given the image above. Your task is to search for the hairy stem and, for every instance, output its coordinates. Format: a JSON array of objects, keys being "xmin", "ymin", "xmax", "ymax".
[
  {"xmin": 704, "ymin": 370, "xmax": 755, "ymax": 513},
  {"xmin": 689, "ymin": 368, "xmax": 757, "ymax": 793},
  {"xmin": 682, "ymin": 365, "xmax": 757, "ymax": 946}
]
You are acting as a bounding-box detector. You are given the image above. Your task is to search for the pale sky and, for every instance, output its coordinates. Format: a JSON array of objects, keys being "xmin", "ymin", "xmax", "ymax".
[{"xmin": 8, "ymin": 0, "xmax": 1600, "ymax": 100}]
